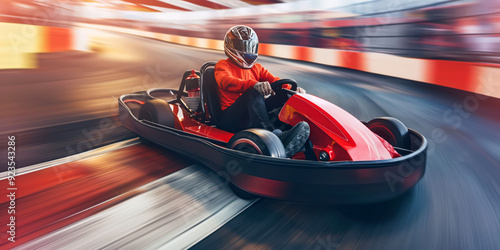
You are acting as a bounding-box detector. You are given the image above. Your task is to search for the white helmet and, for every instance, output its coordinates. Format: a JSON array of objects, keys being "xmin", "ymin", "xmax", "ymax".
[{"xmin": 224, "ymin": 25, "xmax": 259, "ymax": 69}]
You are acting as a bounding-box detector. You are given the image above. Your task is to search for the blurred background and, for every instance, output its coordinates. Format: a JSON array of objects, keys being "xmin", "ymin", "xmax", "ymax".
[
  {"xmin": 2, "ymin": 0, "xmax": 500, "ymax": 61},
  {"xmin": 1, "ymin": 0, "xmax": 500, "ymax": 249}
]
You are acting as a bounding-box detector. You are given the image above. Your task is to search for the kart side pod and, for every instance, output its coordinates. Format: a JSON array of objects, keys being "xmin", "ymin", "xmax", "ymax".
[{"xmin": 279, "ymin": 93, "xmax": 397, "ymax": 161}]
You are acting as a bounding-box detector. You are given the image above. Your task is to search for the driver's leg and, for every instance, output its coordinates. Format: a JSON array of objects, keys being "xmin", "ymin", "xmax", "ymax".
[
  {"xmin": 265, "ymin": 91, "xmax": 288, "ymax": 112},
  {"xmin": 265, "ymin": 91, "xmax": 311, "ymax": 158},
  {"xmin": 264, "ymin": 91, "xmax": 289, "ymax": 130},
  {"xmin": 219, "ymin": 88, "xmax": 273, "ymax": 133},
  {"xmin": 220, "ymin": 89, "xmax": 310, "ymax": 158}
]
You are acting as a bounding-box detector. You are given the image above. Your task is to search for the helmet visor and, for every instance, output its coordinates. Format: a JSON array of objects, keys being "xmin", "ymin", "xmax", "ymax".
[{"xmin": 231, "ymin": 39, "xmax": 259, "ymax": 54}]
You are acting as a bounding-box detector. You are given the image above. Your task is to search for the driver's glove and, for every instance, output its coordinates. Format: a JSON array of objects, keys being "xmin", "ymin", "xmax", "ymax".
[{"xmin": 253, "ymin": 81, "xmax": 274, "ymax": 96}]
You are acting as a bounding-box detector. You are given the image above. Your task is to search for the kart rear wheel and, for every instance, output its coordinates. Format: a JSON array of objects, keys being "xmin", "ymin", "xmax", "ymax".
[
  {"xmin": 138, "ymin": 99, "xmax": 175, "ymax": 144},
  {"xmin": 367, "ymin": 117, "xmax": 411, "ymax": 149},
  {"xmin": 227, "ymin": 129, "xmax": 286, "ymax": 199}
]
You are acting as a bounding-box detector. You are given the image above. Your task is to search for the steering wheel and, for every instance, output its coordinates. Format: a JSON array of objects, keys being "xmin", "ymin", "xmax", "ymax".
[{"xmin": 271, "ymin": 79, "xmax": 298, "ymax": 92}]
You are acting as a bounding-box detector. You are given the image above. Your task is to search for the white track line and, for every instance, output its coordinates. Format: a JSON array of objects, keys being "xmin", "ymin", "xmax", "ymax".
[{"xmin": 159, "ymin": 198, "xmax": 257, "ymax": 250}]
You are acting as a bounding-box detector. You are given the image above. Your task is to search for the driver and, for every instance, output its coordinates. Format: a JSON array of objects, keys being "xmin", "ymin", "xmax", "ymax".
[{"xmin": 215, "ymin": 25, "xmax": 309, "ymax": 158}]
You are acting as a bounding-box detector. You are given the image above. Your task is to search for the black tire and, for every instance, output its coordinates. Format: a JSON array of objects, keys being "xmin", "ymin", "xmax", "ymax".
[
  {"xmin": 228, "ymin": 129, "xmax": 286, "ymax": 158},
  {"xmin": 138, "ymin": 99, "xmax": 175, "ymax": 144},
  {"xmin": 367, "ymin": 117, "xmax": 411, "ymax": 149},
  {"xmin": 138, "ymin": 99, "xmax": 175, "ymax": 127},
  {"xmin": 227, "ymin": 129, "xmax": 286, "ymax": 199}
]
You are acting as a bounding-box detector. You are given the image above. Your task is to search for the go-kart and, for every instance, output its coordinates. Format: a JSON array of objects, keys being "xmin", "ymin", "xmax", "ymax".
[{"xmin": 118, "ymin": 62, "xmax": 427, "ymax": 204}]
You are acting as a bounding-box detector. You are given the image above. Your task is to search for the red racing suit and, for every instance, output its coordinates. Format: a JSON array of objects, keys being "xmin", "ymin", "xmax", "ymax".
[{"xmin": 215, "ymin": 58, "xmax": 280, "ymax": 110}]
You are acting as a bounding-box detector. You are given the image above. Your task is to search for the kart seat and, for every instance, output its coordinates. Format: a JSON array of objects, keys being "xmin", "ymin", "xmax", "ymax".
[{"xmin": 202, "ymin": 67, "xmax": 223, "ymax": 127}]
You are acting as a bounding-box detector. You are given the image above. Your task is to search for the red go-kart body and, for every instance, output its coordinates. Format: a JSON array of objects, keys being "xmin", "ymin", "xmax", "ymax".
[{"xmin": 118, "ymin": 62, "xmax": 427, "ymax": 204}]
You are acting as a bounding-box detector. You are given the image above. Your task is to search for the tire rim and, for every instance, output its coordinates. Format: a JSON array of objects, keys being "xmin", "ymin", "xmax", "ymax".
[{"xmin": 231, "ymin": 138, "xmax": 263, "ymax": 155}]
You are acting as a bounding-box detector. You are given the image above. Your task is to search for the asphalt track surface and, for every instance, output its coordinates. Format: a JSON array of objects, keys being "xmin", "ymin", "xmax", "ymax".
[{"xmin": 1, "ymin": 30, "xmax": 500, "ymax": 249}]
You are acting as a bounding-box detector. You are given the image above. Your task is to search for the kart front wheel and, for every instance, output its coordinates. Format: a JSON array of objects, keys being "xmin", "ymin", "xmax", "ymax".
[
  {"xmin": 227, "ymin": 129, "xmax": 286, "ymax": 199},
  {"xmin": 138, "ymin": 99, "xmax": 175, "ymax": 144},
  {"xmin": 228, "ymin": 129, "xmax": 286, "ymax": 158},
  {"xmin": 367, "ymin": 117, "xmax": 411, "ymax": 149}
]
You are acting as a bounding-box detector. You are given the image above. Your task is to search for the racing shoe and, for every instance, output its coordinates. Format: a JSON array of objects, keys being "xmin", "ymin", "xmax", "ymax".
[{"xmin": 274, "ymin": 121, "xmax": 310, "ymax": 158}]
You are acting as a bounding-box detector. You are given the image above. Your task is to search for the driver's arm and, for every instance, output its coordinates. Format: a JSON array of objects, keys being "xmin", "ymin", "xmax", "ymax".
[{"xmin": 215, "ymin": 61, "xmax": 256, "ymax": 93}]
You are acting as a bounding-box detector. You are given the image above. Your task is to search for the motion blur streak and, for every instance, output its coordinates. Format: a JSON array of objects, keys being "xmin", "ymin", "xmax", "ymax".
[
  {"xmin": 17, "ymin": 165, "xmax": 254, "ymax": 250},
  {"xmin": 0, "ymin": 140, "xmax": 190, "ymax": 248}
]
